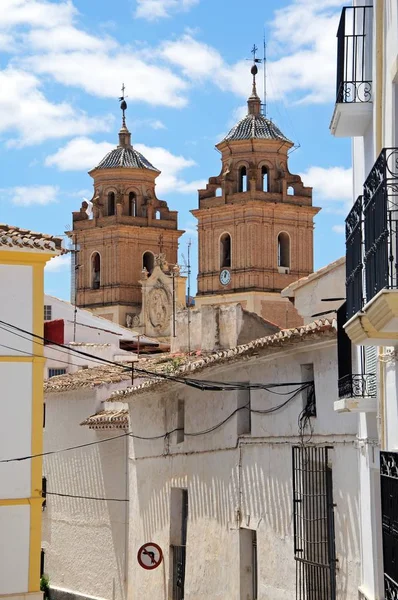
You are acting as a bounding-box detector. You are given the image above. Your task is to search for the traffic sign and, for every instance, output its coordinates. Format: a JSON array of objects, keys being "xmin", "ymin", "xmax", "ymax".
[{"xmin": 137, "ymin": 542, "xmax": 163, "ymax": 570}]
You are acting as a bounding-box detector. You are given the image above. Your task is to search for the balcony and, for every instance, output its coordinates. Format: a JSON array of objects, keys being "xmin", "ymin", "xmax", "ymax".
[
  {"xmin": 335, "ymin": 373, "xmax": 377, "ymax": 413},
  {"xmin": 330, "ymin": 6, "xmax": 372, "ymax": 137},
  {"xmin": 345, "ymin": 148, "xmax": 398, "ymax": 345}
]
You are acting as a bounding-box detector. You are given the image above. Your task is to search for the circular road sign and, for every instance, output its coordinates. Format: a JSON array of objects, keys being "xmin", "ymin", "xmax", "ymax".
[{"xmin": 137, "ymin": 542, "xmax": 163, "ymax": 570}]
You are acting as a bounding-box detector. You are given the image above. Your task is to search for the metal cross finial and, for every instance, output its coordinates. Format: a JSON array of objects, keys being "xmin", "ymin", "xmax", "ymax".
[
  {"xmin": 119, "ymin": 83, "xmax": 128, "ymax": 127},
  {"xmin": 251, "ymin": 44, "xmax": 258, "ymax": 62}
]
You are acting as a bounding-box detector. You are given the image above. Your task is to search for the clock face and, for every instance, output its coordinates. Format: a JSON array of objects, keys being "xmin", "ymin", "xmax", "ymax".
[{"xmin": 220, "ymin": 269, "xmax": 231, "ymax": 285}]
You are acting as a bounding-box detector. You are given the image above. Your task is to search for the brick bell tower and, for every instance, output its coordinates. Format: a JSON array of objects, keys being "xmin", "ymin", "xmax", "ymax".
[
  {"xmin": 68, "ymin": 92, "xmax": 184, "ymax": 326},
  {"xmin": 192, "ymin": 58, "xmax": 320, "ymax": 328}
]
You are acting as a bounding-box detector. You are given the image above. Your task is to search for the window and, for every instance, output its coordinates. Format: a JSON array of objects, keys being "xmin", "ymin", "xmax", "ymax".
[
  {"xmin": 239, "ymin": 166, "xmax": 248, "ymax": 192},
  {"xmin": 92, "ymin": 252, "xmax": 101, "ymax": 289},
  {"xmin": 292, "ymin": 446, "xmax": 336, "ymax": 599},
  {"xmin": 176, "ymin": 399, "xmax": 185, "ymax": 444},
  {"xmin": 40, "ymin": 549, "xmax": 45, "ymax": 578},
  {"xmin": 42, "ymin": 476, "xmax": 47, "ymax": 510},
  {"xmin": 337, "ymin": 302, "xmax": 353, "ymax": 398},
  {"xmin": 277, "ymin": 232, "xmax": 290, "ymax": 268},
  {"xmin": 364, "ymin": 345, "xmax": 377, "ymax": 397},
  {"xmin": 171, "ymin": 489, "xmax": 188, "ymax": 600},
  {"xmin": 262, "ymin": 166, "xmax": 269, "ymax": 192},
  {"xmin": 155, "ymin": 210, "xmax": 160, "ymax": 220},
  {"xmin": 129, "ymin": 192, "xmax": 136, "ymax": 216},
  {"xmin": 108, "ymin": 191, "xmax": 115, "ymax": 216},
  {"xmin": 43, "ymin": 305, "xmax": 52, "ymax": 321},
  {"xmin": 220, "ymin": 233, "xmax": 231, "ymax": 268},
  {"xmin": 48, "ymin": 368, "xmax": 66, "ymax": 378},
  {"xmin": 43, "ymin": 402, "xmax": 46, "ymax": 429},
  {"xmin": 239, "ymin": 529, "xmax": 258, "ymax": 599},
  {"xmin": 301, "ymin": 364, "xmax": 316, "ymax": 417},
  {"xmin": 215, "ymin": 187, "xmax": 222, "ymax": 197},
  {"xmin": 237, "ymin": 387, "xmax": 251, "ymax": 435},
  {"xmin": 287, "ymin": 186, "xmax": 294, "ymax": 196},
  {"xmin": 142, "ymin": 251, "xmax": 154, "ymax": 275}
]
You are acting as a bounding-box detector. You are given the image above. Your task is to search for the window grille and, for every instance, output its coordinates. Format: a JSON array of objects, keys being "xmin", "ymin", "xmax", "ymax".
[
  {"xmin": 48, "ymin": 368, "xmax": 66, "ymax": 378},
  {"xmin": 42, "ymin": 476, "xmax": 47, "ymax": 510},
  {"xmin": 172, "ymin": 489, "xmax": 188, "ymax": 600},
  {"xmin": 43, "ymin": 305, "xmax": 52, "ymax": 321},
  {"xmin": 292, "ymin": 446, "xmax": 336, "ymax": 600}
]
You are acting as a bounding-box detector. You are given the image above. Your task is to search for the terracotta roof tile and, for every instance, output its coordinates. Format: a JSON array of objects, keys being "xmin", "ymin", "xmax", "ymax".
[
  {"xmin": 223, "ymin": 114, "xmax": 291, "ymax": 143},
  {"xmin": 80, "ymin": 408, "xmax": 129, "ymax": 430},
  {"xmin": 94, "ymin": 147, "xmax": 159, "ymax": 171},
  {"xmin": 0, "ymin": 224, "xmax": 65, "ymax": 254},
  {"xmin": 110, "ymin": 319, "xmax": 337, "ymax": 400}
]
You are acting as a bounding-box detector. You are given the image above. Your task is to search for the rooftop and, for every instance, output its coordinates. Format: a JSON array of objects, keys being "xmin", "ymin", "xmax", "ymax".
[
  {"xmin": 110, "ymin": 319, "xmax": 337, "ymax": 401},
  {"xmin": 281, "ymin": 257, "xmax": 345, "ymax": 297},
  {"xmin": 94, "ymin": 145, "xmax": 159, "ymax": 172},
  {"xmin": 222, "ymin": 113, "xmax": 292, "ymax": 144},
  {"xmin": 80, "ymin": 408, "xmax": 129, "ymax": 430},
  {"xmin": 0, "ymin": 224, "xmax": 65, "ymax": 254}
]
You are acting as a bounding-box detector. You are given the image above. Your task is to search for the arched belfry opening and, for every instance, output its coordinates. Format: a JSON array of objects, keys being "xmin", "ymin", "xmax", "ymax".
[
  {"xmin": 262, "ymin": 166, "xmax": 269, "ymax": 192},
  {"xmin": 278, "ymin": 232, "xmax": 290, "ymax": 268},
  {"xmin": 129, "ymin": 192, "xmax": 136, "ymax": 216},
  {"xmin": 92, "ymin": 253, "xmax": 101, "ymax": 289},
  {"xmin": 143, "ymin": 251, "xmax": 154, "ymax": 275},
  {"xmin": 220, "ymin": 233, "xmax": 231, "ymax": 268},
  {"xmin": 238, "ymin": 166, "xmax": 248, "ymax": 193},
  {"xmin": 108, "ymin": 192, "xmax": 115, "ymax": 216}
]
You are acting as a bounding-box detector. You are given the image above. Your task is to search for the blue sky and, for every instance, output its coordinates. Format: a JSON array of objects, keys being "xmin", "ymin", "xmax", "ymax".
[{"xmin": 0, "ymin": 0, "xmax": 351, "ymax": 300}]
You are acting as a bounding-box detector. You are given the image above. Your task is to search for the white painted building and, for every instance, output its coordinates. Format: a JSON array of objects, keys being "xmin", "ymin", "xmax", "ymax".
[
  {"xmin": 43, "ymin": 295, "xmax": 159, "ymax": 379},
  {"xmin": 0, "ymin": 225, "xmax": 63, "ymax": 600},
  {"xmin": 330, "ymin": 2, "xmax": 398, "ymax": 598},
  {"xmin": 113, "ymin": 318, "xmax": 361, "ymax": 599}
]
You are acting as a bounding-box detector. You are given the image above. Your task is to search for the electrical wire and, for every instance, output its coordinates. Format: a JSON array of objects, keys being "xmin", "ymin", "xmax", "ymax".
[
  {"xmin": 0, "ymin": 382, "xmax": 313, "ymax": 463},
  {"xmin": 45, "ymin": 491, "xmax": 128, "ymax": 502}
]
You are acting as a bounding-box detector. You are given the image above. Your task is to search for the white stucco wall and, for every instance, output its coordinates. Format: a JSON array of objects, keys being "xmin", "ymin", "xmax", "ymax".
[
  {"xmin": 127, "ymin": 340, "xmax": 361, "ymax": 599},
  {"xmin": 0, "ymin": 505, "xmax": 30, "ymax": 594},
  {"xmin": 43, "ymin": 382, "xmax": 131, "ymax": 600},
  {"xmin": 0, "ymin": 264, "xmax": 33, "ymax": 356}
]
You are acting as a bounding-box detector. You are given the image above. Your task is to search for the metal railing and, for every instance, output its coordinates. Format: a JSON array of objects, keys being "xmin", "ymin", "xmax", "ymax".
[
  {"xmin": 338, "ymin": 373, "xmax": 377, "ymax": 399},
  {"xmin": 336, "ymin": 6, "xmax": 372, "ymax": 103},
  {"xmin": 345, "ymin": 196, "xmax": 363, "ymax": 317},
  {"xmin": 380, "ymin": 452, "xmax": 398, "ymax": 599},
  {"xmin": 363, "ymin": 148, "xmax": 398, "ymax": 302},
  {"xmin": 345, "ymin": 149, "xmax": 398, "ymax": 313}
]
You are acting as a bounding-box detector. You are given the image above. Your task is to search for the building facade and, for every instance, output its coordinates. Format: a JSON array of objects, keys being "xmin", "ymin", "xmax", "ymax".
[
  {"xmin": 69, "ymin": 105, "xmax": 184, "ymax": 327},
  {"xmin": 330, "ymin": 2, "xmax": 398, "ymax": 598},
  {"xmin": 192, "ymin": 65, "xmax": 319, "ymax": 328},
  {"xmin": 0, "ymin": 225, "xmax": 63, "ymax": 600},
  {"xmin": 116, "ymin": 318, "xmax": 361, "ymax": 599}
]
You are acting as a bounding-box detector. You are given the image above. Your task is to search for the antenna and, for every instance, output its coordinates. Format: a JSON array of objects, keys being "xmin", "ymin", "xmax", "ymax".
[{"xmin": 263, "ymin": 33, "xmax": 267, "ymax": 117}]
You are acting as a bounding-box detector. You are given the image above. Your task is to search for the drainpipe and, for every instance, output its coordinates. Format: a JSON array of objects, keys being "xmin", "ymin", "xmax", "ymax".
[{"xmin": 378, "ymin": 347, "xmax": 386, "ymax": 450}]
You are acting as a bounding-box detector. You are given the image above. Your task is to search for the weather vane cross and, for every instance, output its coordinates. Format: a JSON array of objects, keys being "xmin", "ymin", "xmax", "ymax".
[{"xmin": 119, "ymin": 83, "xmax": 128, "ymax": 127}]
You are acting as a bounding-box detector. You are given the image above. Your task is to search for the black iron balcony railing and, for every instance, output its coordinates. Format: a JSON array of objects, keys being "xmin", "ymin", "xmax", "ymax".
[
  {"xmin": 380, "ymin": 452, "xmax": 398, "ymax": 599},
  {"xmin": 346, "ymin": 148, "xmax": 398, "ymax": 314},
  {"xmin": 338, "ymin": 373, "xmax": 377, "ymax": 399},
  {"xmin": 336, "ymin": 6, "xmax": 372, "ymax": 103},
  {"xmin": 346, "ymin": 196, "xmax": 363, "ymax": 317},
  {"xmin": 363, "ymin": 148, "xmax": 398, "ymax": 302}
]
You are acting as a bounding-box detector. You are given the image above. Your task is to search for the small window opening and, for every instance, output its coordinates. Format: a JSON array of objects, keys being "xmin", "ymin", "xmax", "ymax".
[
  {"xmin": 287, "ymin": 186, "xmax": 294, "ymax": 196},
  {"xmin": 44, "ymin": 305, "xmax": 52, "ymax": 321},
  {"xmin": 42, "ymin": 476, "xmax": 47, "ymax": 510},
  {"xmin": 215, "ymin": 187, "xmax": 222, "ymax": 197},
  {"xmin": 143, "ymin": 251, "xmax": 154, "ymax": 275},
  {"xmin": 128, "ymin": 192, "xmax": 136, "ymax": 216},
  {"xmin": 170, "ymin": 488, "xmax": 188, "ymax": 598},
  {"xmin": 262, "ymin": 166, "xmax": 269, "ymax": 192},
  {"xmin": 237, "ymin": 386, "xmax": 251, "ymax": 435},
  {"xmin": 239, "ymin": 166, "xmax": 248, "ymax": 192},
  {"xmin": 176, "ymin": 399, "xmax": 185, "ymax": 444},
  {"xmin": 108, "ymin": 192, "xmax": 115, "ymax": 216},
  {"xmin": 92, "ymin": 252, "xmax": 101, "ymax": 289},
  {"xmin": 155, "ymin": 209, "xmax": 160, "ymax": 220},
  {"xmin": 48, "ymin": 368, "xmax": 67, "ymax": 378},
  {"xmin": 301, "ymin": 363, "xmax": 316, "ymax": 417},
  {"xmin": 43, "ymin": 402, "xmax": 46, "ymax": 429},
  {"xmin": 277, "ymin": 232, "xmax": 290, "ymax": 268},
  {"xmin": 220, "ymin": 233, "xmax": 231, "ymax": 268}
]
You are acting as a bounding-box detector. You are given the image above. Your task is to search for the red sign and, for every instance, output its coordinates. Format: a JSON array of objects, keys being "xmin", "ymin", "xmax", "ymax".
[{"xmin": 137, "ymin": 542, "xmax": 163, "ymax": 570}]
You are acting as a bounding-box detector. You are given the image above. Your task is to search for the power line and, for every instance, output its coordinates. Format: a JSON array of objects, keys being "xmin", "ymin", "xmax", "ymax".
[{"xmin": 45, "ymin": 491, "xmax": 128, "ymax": 502}]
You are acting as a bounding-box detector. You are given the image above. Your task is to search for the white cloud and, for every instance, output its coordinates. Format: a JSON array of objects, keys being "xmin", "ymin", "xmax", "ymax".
[
  {"xmin": 332, "ymin": 224, "xmax": 345, "ymax": 234},
  {"xmin": 1, "ymin": 185, "xmax": 59, "ymax": 206},
  {"xmin": 45, "ymin": 137, "xmax": 203, "ymax": 195},
  {"xmin": 45, "ymin": 253, "xmax": 71, "ymax": 273},
  {"xmin": 0, "ymin": 0, "xmax": 76, "ymax": 30},
  {"xmin": 45, "ymin": 137, "xmax": 114, "ymax": 171},
  {"xmin": 135, "ymin": 0, "xmax": 199, "ymax": 20},
  {"xmin": 24, "ymin": 25, "xmax": 117, "ymax": 53},
  {"xmin": 299, "ymin": 166, "xmax": 352, "ymax": 205},
  {"xmin": 0, "ymin": 68, "xmax": 111, "ymax": 146}
]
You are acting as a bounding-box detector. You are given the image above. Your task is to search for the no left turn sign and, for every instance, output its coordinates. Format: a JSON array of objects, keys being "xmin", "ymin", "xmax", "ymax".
[{"xmin": 137, "ymin": 542, "xmax": 163, "ymax": 570}]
